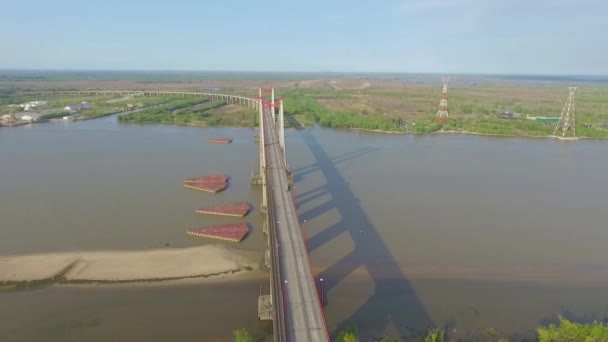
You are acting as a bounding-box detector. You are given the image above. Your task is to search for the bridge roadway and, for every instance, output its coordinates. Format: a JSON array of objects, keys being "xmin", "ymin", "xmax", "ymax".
[
  {"xmin": 262, "ymin": 107, "xmax": 330, "ymax": 342},
  {"xmin": 17, "ymin": 90, "xmax": 260, "ymax": 109}
]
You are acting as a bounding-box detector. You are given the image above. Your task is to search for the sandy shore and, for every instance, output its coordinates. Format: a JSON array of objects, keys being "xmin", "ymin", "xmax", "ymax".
[{"xmin": 0, "ymin": 245, "xmax": 258, "ymax": 285}]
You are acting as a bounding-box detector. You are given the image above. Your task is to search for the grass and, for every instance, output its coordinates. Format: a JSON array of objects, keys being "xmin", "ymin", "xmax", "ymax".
[
  {"xmin": 4, "ymin": 82, "xmax": 608, "ymax": 138},
  {"xmin": 0, "ymin": 284, "xmax": 18, "ymax": 292},
  {"xmin": 118, "ymin": 98, "xmax": 258, "ymax": 127},
  {"xmin": 278, "ymin": 83, "xmax": 608, "ymax": 138},
  {"xmin": 4, "ymin": 94, "xmax": 213, "ymax": 121},
  {"xmin": 282, "ymin": 88, "xmax": 402, "ymax": 131}
]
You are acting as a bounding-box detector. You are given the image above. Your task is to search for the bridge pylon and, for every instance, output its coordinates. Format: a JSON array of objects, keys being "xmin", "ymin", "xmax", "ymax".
[
  {"xmin": 279, "ymin": 97, "xmax": 286, "ymax": 167},
  {"xmin": 259, "ymin": 96, "xmax": 268, "ymax": 214}
]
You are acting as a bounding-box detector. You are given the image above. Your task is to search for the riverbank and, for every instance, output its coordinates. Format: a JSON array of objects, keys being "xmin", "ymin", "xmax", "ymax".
[
  {"xmin": 112, "ymin": 106, "xmax": 594, "ymax": 139},
  {"xmin": 0, "ymin": 245, "xmax": 259, "ymax": 289},
  {"xmin": 330, "ymin": 124, "xmax": 608, "ymax": 139},
  {"xmin": 9, "ymin": 88, "xmax": 607, "ymax": 138},
  {"xmin": 434, "ymin": 129, "xmax": 588, "ymax": 140},
  {"xmin": 113, "ymin": 115, "xmax": 590, "ymax": 139},
  {"xmin": 317, "ymin": 125, "xmax": 601, "ymax": 140}
]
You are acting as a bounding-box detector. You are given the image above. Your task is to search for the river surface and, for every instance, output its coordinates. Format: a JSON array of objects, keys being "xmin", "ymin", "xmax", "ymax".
[{"xmin": 1, "ymin": 116, "xmax": 608, "ymax": 341}]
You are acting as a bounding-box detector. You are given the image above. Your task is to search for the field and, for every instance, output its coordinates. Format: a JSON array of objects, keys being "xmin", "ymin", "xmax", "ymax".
[
  {"xmin": 118, "ymin": 97, "xmax": 257, "ymax": 127},
  {"xmin": 2, "ymin": 73, "xmax": 608, "ymax": 137},
  {"xmin": 280, "ymin": 79, "xmax": 608, "ymax": 137},
  {"xmin": 0, "ymin": 93, "xmax": 188, "ymax": 121}
]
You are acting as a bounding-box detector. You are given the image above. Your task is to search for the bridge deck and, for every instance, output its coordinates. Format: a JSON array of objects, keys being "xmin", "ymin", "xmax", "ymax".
[{"xmin": 263, "ymin": 108, "xmax": 329, "ymax": 342}]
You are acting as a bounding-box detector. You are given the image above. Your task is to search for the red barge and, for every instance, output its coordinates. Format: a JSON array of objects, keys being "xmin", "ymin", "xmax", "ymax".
[
  {"xmin": 195, "ymin": 202, "xmax": 250, "ymax": 217},
  {"xmin": 183, "ymin": 182, "xmax": 227, "ymax": 193},
  {"xmin": 184, "ymin": 174, "xmax": 228, "ymax": 184},
  {"xmin": 186, "ymin": 222, "xmax": 249, "ymax": 242}
]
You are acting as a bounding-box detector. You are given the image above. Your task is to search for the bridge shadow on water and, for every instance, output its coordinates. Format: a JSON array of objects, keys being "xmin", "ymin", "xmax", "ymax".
[{"xmin": 294, "ymin": 131, "xmax": 433, "ymax": 340}]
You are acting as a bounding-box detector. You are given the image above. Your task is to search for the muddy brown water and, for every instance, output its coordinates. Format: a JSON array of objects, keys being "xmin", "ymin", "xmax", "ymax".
[{"xmin": 1, "ymin": 116, "xmax": 608, "ymax": 341}]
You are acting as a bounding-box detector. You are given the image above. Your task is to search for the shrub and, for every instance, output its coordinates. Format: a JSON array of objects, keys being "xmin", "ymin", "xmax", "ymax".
[
  {"xmin": 233, "ymin": 328, "xmax": 252, "ymax": 342},
  {"xmin": 537, "ymin": 316, "xmax": 608, "ymax": 342}
]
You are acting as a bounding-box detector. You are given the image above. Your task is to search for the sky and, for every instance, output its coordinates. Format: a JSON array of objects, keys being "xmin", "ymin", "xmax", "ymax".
[{"xmin": 0, "ymin": 0, "xmax": 606, "ymax": 74}]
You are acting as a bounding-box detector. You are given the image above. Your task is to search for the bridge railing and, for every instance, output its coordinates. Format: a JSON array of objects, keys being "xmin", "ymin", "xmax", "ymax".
[{"xmin": 266, "ymin": 169, "xmax": 288, "ymax": 341}]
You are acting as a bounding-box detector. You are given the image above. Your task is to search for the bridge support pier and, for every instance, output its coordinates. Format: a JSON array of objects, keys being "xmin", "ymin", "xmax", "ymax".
[
  {"xmin": 258, "ymin": 295, "xmax": 272, "ymax": 320},
  {"xmin": 257, "ymin": 91, "xmax": 273, "ymax": 322}
]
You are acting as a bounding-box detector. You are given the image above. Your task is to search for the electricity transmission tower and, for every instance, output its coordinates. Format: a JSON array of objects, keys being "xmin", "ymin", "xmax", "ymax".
[
  {"xmin": 435, "ymin": 77, "xmax": 449, "ymax": 122},
  {"xmin": 553, "ymin": 87, "xmax": 577, "ymax": 137}
]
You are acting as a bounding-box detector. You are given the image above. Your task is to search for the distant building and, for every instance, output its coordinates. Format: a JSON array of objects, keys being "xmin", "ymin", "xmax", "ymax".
[
  {"xmin": 497, "ymin": 111, "xmax": 515, "ymax": 119},
  {"xmin": 526, "ymin": 116, "xmax": 560, "ymax": 124},
  {"xmin": 26, "ymin": 112, "xmax": 42, "ymax": 121},
  {"xmin": 20, "ymin": 100, "xmax": 48, "ymax": 111},
  {"xmin": 63, "ymin": 102, "xmax": 91, "ymax": 114},
  {"xmin": 496, "ymin": 111, "xmax": 522, "ymax": 119},
  {"xmin": 64, "ymin": 105, "xmax": 80, "ymax": 113}
]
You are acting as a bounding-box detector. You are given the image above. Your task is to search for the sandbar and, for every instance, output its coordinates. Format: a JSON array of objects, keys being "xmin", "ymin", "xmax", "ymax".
[{"xmin": 0, "ymin": 245, "xmax": 257, "ymax": 285}]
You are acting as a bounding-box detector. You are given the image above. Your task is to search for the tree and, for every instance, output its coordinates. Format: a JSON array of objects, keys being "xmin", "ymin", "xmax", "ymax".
[
  {"xmin": 424, "ymin": 329, "xmax": 445, "ymax": 342},
  {"xmin": 537, "ymin": 316, "xmax": 608, "ymax": 342},
  {"xmin": 233, "ymin": 328, "xmax": 252, "ymax": 342},
  {"xmin": 336, "ymin": 326, "xmax": 359, "ymax": 342}
]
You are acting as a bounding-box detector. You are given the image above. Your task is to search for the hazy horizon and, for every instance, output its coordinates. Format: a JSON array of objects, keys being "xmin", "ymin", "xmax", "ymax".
[
  {"xmin": 2, "ymin": 69, "xmax": 608, "ymax": 77},
  {"xmin": 1, "ymin": 0, "xmax": 606, "ymax": 75}
]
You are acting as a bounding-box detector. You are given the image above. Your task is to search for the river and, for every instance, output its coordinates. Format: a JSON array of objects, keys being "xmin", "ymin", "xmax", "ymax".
[{"xmin": 1, "ymin": 115, "xmax": 608, "ymax": 341}]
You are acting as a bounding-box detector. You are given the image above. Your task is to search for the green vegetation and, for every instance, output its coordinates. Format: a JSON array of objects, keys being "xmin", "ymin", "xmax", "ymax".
[
  {"xmin": 335, "ymin": 318, "xmax": 608, "ymax": 342},
  {"xmin": 233, "ymin": 328, "xmax": 253, "ymax": 342},
  {"xmin": 3, "ymin": 78, "xmax": 608, "ymax": 137},
  {"xmin": 2, "ymin": 94, "xmax": 142, "ymax": 120},
  {"xmin": 373, "ymin": 329, "xmax": 447, "ymax": 342},
  {"xmin": 38, "ymin": 111, "xmax": 67, "ymax": 121},
  {"xmin": 537, "ymin": 316, "xmax": 608, "ymax": 342},
  {"xmin": 334, "ymin": 327, "xmax": 446, "ymax": 342},
  {"xmin": 283, "ymin": 88, "xmax": 402, "ymax": 132},
  {"xmin": 336, "ymin": 326, "xmax": 359, "ymax": 342},
  {"xmin": 279, "ymin": 83, "xmax": 608, "ymax": 138},
  {"xmin": 118, "ymin": 98, "xmax": 256, "ymax": 127},
  {"xmin": 423, "ymin": 329, "xmax": 445, "ymax": 342},
  {"xmin": 118, "ymin": 98, "xmax": 210, "ymax": 124},
  {"xmin": 2, "ymin": 92, "xmax": 259, "ymax": 126},
  {"xmin": 0, "ymin": 284, "xmax": 18, "ymax": 292}
]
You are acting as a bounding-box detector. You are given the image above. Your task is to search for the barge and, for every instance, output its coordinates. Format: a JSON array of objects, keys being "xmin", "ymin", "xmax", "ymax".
[
  {"xmin": 186, "ymin": 222, "xmax": 249, "ymax": 242},
  {"xmin": 195, "ymin": 202, "xmax": 250, "ymax": 217}
]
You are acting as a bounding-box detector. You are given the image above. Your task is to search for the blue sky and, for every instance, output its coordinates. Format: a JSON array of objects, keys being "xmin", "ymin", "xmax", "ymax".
[{"xmin": 1, "ymin": 0, "xmax": 606, "ymax": 74}]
